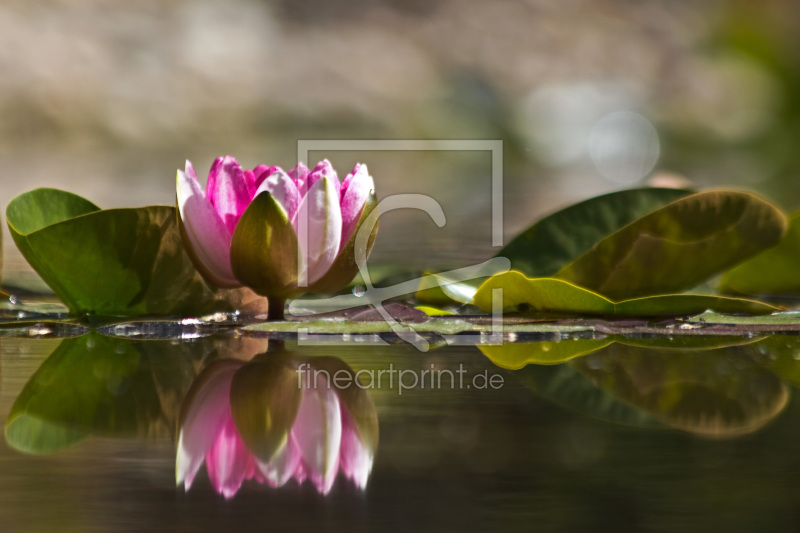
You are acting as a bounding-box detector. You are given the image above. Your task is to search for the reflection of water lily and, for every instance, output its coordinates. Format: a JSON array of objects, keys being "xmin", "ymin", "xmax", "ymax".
[
  {"xmin": 176, "ymin": 356, "xmax": 378, "ymax": 499},
  {"xmin": 176, "ymin": 156, "xmax": 377, "ymax": 310}
]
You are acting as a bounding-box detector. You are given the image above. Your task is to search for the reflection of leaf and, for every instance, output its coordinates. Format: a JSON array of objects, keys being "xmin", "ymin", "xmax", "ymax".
[
  {"xmin": 474, "ymin": 272, "xmax": 776, "ymax": 316},
  {"xmin": 498, "ymin": 188, "xmax": 691, "ymax": 277},
  {"xmin": 479, "ymin": 335, "xmax": 761, "ymax": 370},
  {"xmin": 554, "ymin": 191, "xmax": 787, "ymax": 299},
  {"xmin": 6, "ymin": 188, "xmax": 266, "ymax": 316},
  {"xmin": 230, "ymin": 357, "xmax": 303, "ymax": 462},
  {"xmin": 750, "ymin": 336, "xmax": 800, "ymax": 390},
  {"xmin": 719, "ymin": 211, "xmax": 800, "ymax": 295},
  {"xmin": 480, "ymin": 338, "xmax": 613, "ymax": 368},
  {"xmin": 4, "ymin": 334, "xmax": 213, "ymax": 454},
  {"xmin": 512, "ymin": 363, "xmax": 663, "ymax": 428},
  {"xmin": 572, "ymin": 343, "xmax": 788, "ymax": 438}
]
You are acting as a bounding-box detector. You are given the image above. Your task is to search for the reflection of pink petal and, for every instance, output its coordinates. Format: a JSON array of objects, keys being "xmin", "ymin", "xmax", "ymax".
[
  {"xmin": 293, "ymin": 384, "xmax": 343, "ymax": 495},
  {"xmin": 207, "ymin": 418, "xmax": 255, "ymax": 499},
  {"xmin": 338, "ymin": 408, "xmax": 373, "ymax": 489},
  {"xmin": 176, "ymin": 168, "xmax": 240, "ymax": 287},
  {"xmin": 339, "ymin": 164, "xmax": 374, "ymax": 251},
  {"xmin": 206, "ymin": 155, "xmax": 251, "ymax": 235},
  {"xmin": 292, "ymin": 176, "xmax": 342, "ymax": 285},
  {"xmin": 176, "ymin": 363, "xmax": 242, "ymax": 490},
  {"xmin": 255, "ymin": 434, "xmax": 302, "ymax": 488}
]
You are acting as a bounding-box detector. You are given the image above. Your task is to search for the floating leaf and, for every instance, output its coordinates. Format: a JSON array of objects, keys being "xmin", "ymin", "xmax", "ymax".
[
  {"xmin": 474, "ymin": 271, "xmax": 777, "ymax": 316},
  {"xmin": 555, "ymin": 190, "xmax": 787, "ymax": 299},
  {"xmin": 6, "ymin": 188, "xmax": 265, "ymax": 316},
  {"xmin": 718, "ymin": 211, "xmax": 800, "ymax": 295},
  {"xmin": 497, "ymin": 188, "xmax": 691, "ymax": 277}
]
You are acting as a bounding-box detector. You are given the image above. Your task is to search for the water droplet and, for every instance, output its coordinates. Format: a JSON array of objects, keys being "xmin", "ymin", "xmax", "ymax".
[{"xmin": 352, "ymin": 286, "xmax": 366, "ymax": 297}]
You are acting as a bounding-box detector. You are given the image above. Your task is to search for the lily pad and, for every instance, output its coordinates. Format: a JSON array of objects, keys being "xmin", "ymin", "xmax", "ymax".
[
  {"xmin": 473, "ymin": 271, "xmax": 777, "ymax": 316},
  {"xmin": 718, "ymin": 211, "xmax": 800, "ymax": 295},
  {"xmin": 554, "ymin": 190, "xmax": 787, "ymax": 299},
  {"xmin": 498, "ymin": 187, "xmax": 692, "ymax": 277},
  {"xmin": 6, "ymin": 188, "xmax": 265, "ymax": 316}
]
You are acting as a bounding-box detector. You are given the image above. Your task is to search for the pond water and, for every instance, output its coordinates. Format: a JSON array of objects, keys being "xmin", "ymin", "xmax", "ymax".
[{"xmin": 2, "ymin": 315, "xmax": 800, "ymax": 532}]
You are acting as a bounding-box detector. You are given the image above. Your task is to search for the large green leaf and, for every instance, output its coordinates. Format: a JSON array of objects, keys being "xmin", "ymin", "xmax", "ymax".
[
  {"xmin": 6, "ymin": 188, "xmax": 263, "ymax": 316},
  {"xmin": 4, "ymin": 334, "xmax": 209, "ymax": 454},
  {"xmin": 718, "ymin": 211, "xmax": 800, "ymax": 295},
  {"xmin": 474, "ymin": 271, "xmax": 777, "ymax": 316},
  {"xmin": 497, "ymin": 188, "xmax": 692, "ymax": 277},
  {"xmin": 554, "ymin": 190, "xmax": 787, "ymax": 299}
]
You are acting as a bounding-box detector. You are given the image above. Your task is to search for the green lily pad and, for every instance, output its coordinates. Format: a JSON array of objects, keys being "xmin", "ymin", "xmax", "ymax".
[
  {"xmin": 498, "ymin": 187, "xmax": 692, "ymax": 277},
  {"xmin": 718, "ymin": 211, "xmax": 800, "ymax": 295},
  {"xmin": 6, "ymin": 188, "xmax": 264, "ymax": 316},
  {"xmin": 554, "ymin": 190, "xmax": 787, "ymax": 299},
  {"xmin": 473, "ymin": 271, "xmax": 777, "ymax": 316},
  {"xmin": 4, "ymin": 333, "xmax": 222, "ymax": 455}
]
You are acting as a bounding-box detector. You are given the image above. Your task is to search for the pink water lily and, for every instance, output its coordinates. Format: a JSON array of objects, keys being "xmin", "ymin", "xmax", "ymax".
[
  {"xmin": 176, "ymin": 156, "xmax": 377, "ymax": 310},
  {"xmin": 176, "ymin": 357, "xmax": 377, "ymax": 499}
]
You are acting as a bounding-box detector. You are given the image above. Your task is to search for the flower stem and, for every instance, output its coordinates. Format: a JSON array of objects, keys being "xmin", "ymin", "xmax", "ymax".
[{"xmin": 267, "ymin": 296, "xmax": 286, "ymax": 321}]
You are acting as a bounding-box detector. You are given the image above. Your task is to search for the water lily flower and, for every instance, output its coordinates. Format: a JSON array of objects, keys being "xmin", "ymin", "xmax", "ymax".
[
  {"xmin": 176, "ymin": 356, "xmax": 378, "ymax": 499},
  {"xmin": 176, "ymin": 156, "xmax": 378, "ymax": 317}
]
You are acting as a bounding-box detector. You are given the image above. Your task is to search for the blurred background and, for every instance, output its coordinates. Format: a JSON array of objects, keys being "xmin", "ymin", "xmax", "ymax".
[{"xmin": 1, "ymin": 0, "xmax": 799, "ymax": 275}]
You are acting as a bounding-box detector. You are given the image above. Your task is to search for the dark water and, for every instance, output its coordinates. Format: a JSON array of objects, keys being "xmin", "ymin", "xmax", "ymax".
[{"xmin": 2, "ymin": 325, "xmax": 800, "ymax": 532}]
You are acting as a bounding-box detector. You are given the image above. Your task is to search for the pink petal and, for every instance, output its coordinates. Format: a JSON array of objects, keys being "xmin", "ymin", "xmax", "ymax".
[
  {"xmin": 292, "ymin": 176, "xmax": 342, "ymax": 286},
  {"xmin": 288, "ymin": 163, "xmax": 310, "ymax": 196},
  {"xmin": 292, "ymin": 384, "xmax": 342, "ymax": 495},
  {"xmin": 306, "ymin": 160, "xmax": 340, "ymax": 197},
  {"xmin": 176, "ymin": 362, "xmax": 242, "ymax": 490},
  {"xmin": 249, "ymin": 165, "xmax": 279, "ymax": 197},
  {"xmin": 206, "ymin": 156, "xmax": 251, "ymax": 236},
  {"xmin": 338, "ymin": 408, "xmax": 373, "ymax": 490},
  {"xmin": 206, "ymin": 417, "xmax": 256, "ymax": 499},
  {"xmin": 176, "ymin": 167, "xmax": 240, "ymax": 288},
  {"xmin": 338, "ymin": 163, "xmax": 375, "ymax": 251},
  {"xmin": 185, "ymin": 159, "xmax": 198, "ymax": 181},
  {"xmin": 252, "ymin": 169, "xmax": 302, "ymax": 222}
]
